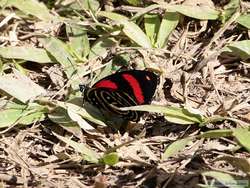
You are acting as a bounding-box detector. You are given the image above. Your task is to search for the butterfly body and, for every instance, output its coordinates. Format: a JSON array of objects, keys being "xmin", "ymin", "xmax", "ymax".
[{"xmin": 82, "ymin": 70, "xmax": 158, "ymax": 122}]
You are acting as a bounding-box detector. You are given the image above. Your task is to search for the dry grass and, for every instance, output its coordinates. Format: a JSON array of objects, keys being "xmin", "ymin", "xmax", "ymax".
[{"xmin": 0, "ymin": 0, "xmax": 250, "ymax": 187}]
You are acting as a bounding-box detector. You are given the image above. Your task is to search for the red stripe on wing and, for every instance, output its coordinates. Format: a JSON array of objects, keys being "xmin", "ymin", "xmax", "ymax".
[
  {"xmin": 94, "ymin": 80, "xmax": 118, "ymax": 90},
  {"xmin": 122, "ymin": 73, "xmax": 144, "ymax": 104}
]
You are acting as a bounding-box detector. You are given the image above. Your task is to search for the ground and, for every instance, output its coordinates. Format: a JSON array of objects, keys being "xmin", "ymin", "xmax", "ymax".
[{"xmin": 0, "ymin": 0, "xmax": 249, "ymax": 188}]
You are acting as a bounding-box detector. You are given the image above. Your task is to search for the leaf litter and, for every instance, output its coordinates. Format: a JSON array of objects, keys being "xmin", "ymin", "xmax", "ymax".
[{"xmin": 0, "ymin": 0, "xmax": 250, "ymax": 187}]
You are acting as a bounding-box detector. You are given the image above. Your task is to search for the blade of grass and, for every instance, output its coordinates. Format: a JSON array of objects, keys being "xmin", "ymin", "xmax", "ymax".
[
  {"xmin": 55, "ymin": 100, "xmax": 107, "ymax": 127},
  {"xmin": 131, "ymin": 4, "xmax": 160, "ymax": 21},
  {"xmin": 1, "ymin": 0, "xmax": 55, "ymax": 21},
  {"xmin": 162, "ymin": 137, "xmax": 193, "ymax": 159},
  {"xmin": 0, "ymin": 46, "xmax": 52, "ymax": 63},
  {"xmin": 220, "ymin": 0, "xmax": 240, "ymax": 23},
  {"xmin": 236, "ymin": 14, "xmax": 250, "ymax": 29},
  {"xmin": 0, "ymin": 70, "xmax": 46, "ymax": 103},
  {"xmin": 156, "ymin": 11, "xmax": 179, "ymax": 48},
  {"xmin": 0, "ymin": 100, "xmax": 46, "ymax": 128},
  {"xmin": 98, "ymin": 11, "xmax": 152, "ymax": 48},
  {"xmin": 233, "ymin": 128, "xmax": 250, "ymax": 152},
  {"xmin": 222, "ymin": 40, "xmax": 250, "ymax": 60},
  {"xmin": 89, "ymin": 37, "xmax": 117, "ymax": 60},
  {"xmin": 101, "ymin": 152, "xmax": 119, "ymax": 166},
  {"xmin": 53, "ymin": 132, "xmax": 100, "ymax": 163},
  {"xmin": 144, "ymin": 14, "xmax": 160, "ymax": 45},
  {"xmin": 198, "ymin": 129, "xmax": 233, "ymax": 138},
  {"xmin": 202, "ymin": 171, "xmax": 244, "ymax": 188},
  {"xmin": 66, "ymin": 25, "xmax": 90, "ymax": 59},
  {"xmin": 158, "ymin": 3, "xmax": 219, "ymax": 20},
  {"xmin": 121, "ymin": 105, "xmax": 204, "ymax": 124},
  {"xmin": 41, "ymin": 37, "xmax": 76, "ymax": 79}
]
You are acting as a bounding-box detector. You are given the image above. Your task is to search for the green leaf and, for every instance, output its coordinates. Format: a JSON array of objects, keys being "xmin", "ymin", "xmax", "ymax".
[
  {"xmin": 222, "ymin": 40, "xmax": 250, "ymax": 60},
  {"xmin": 220, "ymin": 0, "xmax": 240, "ymax": 23},
  {"xmin": 90, "ymin": 62, "xmax": 113, "ymax": 85},
  {"xmin": 98, "ymin": 11, "xmax": 152, "ymax": 48},
  {"xmin": 126, "ymin": 0, "xmax": 141, "ymax": 6},
  {"xmin": 53, "ymin": 99, "xmax": 107, "ymax": 127},
  {"xmin": 223, "ymin": 0, "xmax": 240, "ymax": 10},
  {"xmin": 0, "ymin": 100, "xmax": 46, "ymax": 128},
  {"xmin": 101, "ymin": 152, "xmax": 119, "ymax": 166},
  {"xmin": 164, "ymin": 107, "xmax": 204, "ymax": 124},
  {"xmin": 66, "ymin": 25, "xmax": 90, "ymax": 59},
  {"xmin": 156, "ymin": 11, "xmax": 179, "ymax": 48},
  {"xmin": 201, "ymin": 115, "xmax": 226, "ymax": 125},
  {"xmin": 53, "ymin": 132, "xmax": 100, "ymax": 163},
  {"xmin": 0, "ymin": 46, "xmax": 52, "ymax": 63},
  {"xmin": 1, "ymin": 0, "xmax": 55, "ymax": 21},
  {"xmin": 233, "ymin": 128, "xmax": 250, "ymax": 152},
  {"xmin": 98, "ymin": 11, "xmax": 128, "ymax": 21},
  {"xmin": 122, "ymin": 20, "xmax": 152, "ymax": 48},
  {"xmin": 0, "ymin": 59, "xmax": 3, "ymax": 73},
  {"xmin": 77, "ymin": 0, "xmax": 100, "ymax": 12},
  {"xmin": 0, "ymin": 70, "xmax": 46, "ymax": 103},
  {"xmin": 121, "ymin": 105, "xmax": 204, "ymax": 124},
  {"xmin": 41, "ymin": 37, "xmax": 76, "ymax": 79},
  {"xmin": 162, "ymin": 137, "xmax": 193, "ymax": 159},
  {"xmin": 14, "ymin": 62, "xmax": 27, "ymax": 75},
  {"xmin": 132, "ymin": 4, "xmax": 160, "ymax": 21},
  {"xmin": 198, "ymin": 129, "xmax": 233, "ymax": 138},
  {"xmin": 202, "ymin": 171, "xmax": 246, "ymax": 188},
  {"xmin": 89, "ymin": 37, "xmax": 117, "ymax": 60},
  {"xmin": 144, "ymin": 14, "xmax": 160, "ymax": 45},
  {"xmin": 160, "ymin": 3, "xmax": 219, "ymax": 20},
  {"xmin": 47, "ymin": 104, "xmax": 83, "ymax": 138},
  {"xmin": 237, "ymin": 14, "xmax": 250, "ymax": 29}
]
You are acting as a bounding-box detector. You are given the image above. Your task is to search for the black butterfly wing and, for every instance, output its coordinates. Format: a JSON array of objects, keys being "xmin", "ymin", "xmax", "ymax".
[
  {"xmin": 92, "ymin": 70, "xmax": 158, "ymax": 105},
  {"xmin": 83, "ymin": 70, "xmax": 158, "ymax": 121}
]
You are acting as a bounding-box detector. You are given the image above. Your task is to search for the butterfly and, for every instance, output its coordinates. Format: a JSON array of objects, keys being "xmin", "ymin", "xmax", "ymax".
[{"xmin": 80, "ymin": 70, "xmax": 158, "ymax": 122}]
